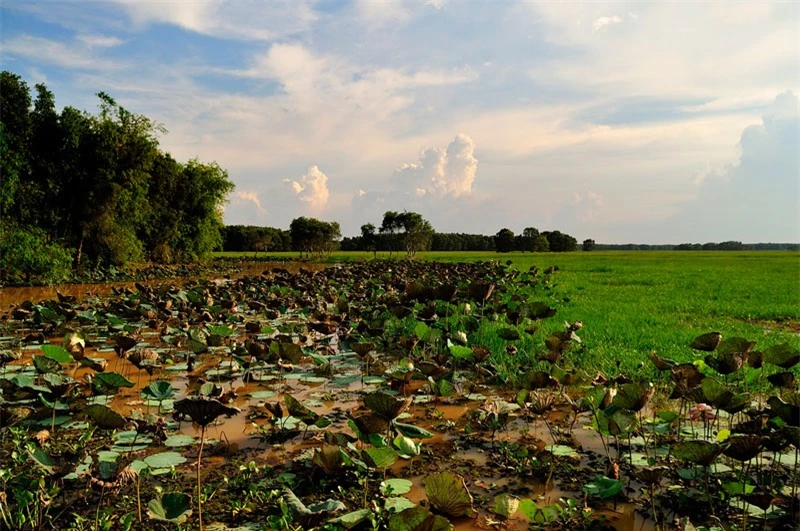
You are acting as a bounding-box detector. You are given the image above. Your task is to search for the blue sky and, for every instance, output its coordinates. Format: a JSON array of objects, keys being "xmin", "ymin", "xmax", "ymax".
[{"xmin": 2, "ymin": 0, "xmax": 798, "ymax": 243}]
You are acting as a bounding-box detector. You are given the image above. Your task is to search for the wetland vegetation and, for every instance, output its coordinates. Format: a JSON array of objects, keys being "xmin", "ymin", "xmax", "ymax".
[{"xmin": 1, "ymin": 256, "xmax": 799, "ymax": 530}]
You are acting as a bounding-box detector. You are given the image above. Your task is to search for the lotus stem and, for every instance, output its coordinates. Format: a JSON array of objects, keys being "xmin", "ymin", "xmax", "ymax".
[{"xmin": 198, "ymin": 424, "xmax": 206, "ymax": 531}]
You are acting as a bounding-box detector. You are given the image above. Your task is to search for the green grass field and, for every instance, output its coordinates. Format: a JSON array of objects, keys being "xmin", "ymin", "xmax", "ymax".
[{"xmin": 217, "ymin": 250, "xmax": 800, "ymax": 378}]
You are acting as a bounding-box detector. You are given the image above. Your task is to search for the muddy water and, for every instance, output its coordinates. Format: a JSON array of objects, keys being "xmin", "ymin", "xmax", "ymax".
[{"xmin": 0, "ymin": 261, "xmax": 330, "ymax": 309}]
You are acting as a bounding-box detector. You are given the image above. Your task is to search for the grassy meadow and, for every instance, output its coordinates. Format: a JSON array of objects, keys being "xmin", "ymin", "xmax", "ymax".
[{"xmin": 218, "ymin": 250, "xmax": 800, "ymax": 378}]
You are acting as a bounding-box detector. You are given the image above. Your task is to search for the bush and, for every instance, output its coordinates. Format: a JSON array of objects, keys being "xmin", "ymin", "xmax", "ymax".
[{"xmin": 0, "ymin": 225, "xmax": 73, "ymax": 283}]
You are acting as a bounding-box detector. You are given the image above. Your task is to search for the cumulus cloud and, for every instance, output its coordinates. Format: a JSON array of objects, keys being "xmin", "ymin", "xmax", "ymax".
[
  {"xmin": 394, "ymin": 134, "xmax": 478, "ymax": 198},
  {"xmin": 592, "ymin": 15, "xmax": 622, "ymax": 32},
  {"xmin": 283, "ymin": 165, "xmax": 330, "ymax": 214},
  {"xmin": 571, "ymin": 192, "xmax": 605, "ymax": 222},
  {"xmin": 672, "ymin": 91, "xmax": 799, "ymax": 241}
]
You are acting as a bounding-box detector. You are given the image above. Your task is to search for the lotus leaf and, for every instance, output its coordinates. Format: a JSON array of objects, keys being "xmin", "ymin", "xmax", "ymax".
[
  {"xmin": 174, "ymin": 397, "xmax": 240, "ymax": 427},
  {"xmin": 388, "ymin": 506, "xmax": 453, "ymax": 531},
  {"xmin": 364, "ymin": 391, "xmax": 412, "ymax": 421},
  {"xmin": 381, "ymin": 478, "xmax": 413, "ymax": 495},
  {"xmin": 491, "ymin": 493, "xmax": 519, "ymax": 519},
  {"xmin": 86, "ymin": 404, "xmax": 127, "ymax": 429},
  {"xmin": 142, "ymin": 380, "xmax": 176, "ymax": 401},
  {"xmin": 385, "ymin": 497, "xmax": 416, "ymax": 514},
  {"xmin": 328, "ymin": 508, "xmax": 373, "ymax": 529},
  {"xmin": 448, "ymin": 344, "xmax": 473, "ymax": 361},
  {"xmin": 611, "ymin": 382, "xmax": 653, "ymax": 412},
  {"xmin": 545, "ymin": 444, "xmax": 578, "ymax": 458},
  {"xmin": 648, "ymin": 352, "xmax": 677, "ymax": 371},
  {"xmin": 723, "ymin": 435, "xmax": 764, "ymax": 462},
  {"xmin": 147, "ymin": 492, "xmax": 192, "ymax": 523},
  {"xmin": 518, "ymin": 499, "xmax": 562, "ymax": 524},
  {"xmin": 144, "ymin": 451, "xmax": 187, "ymax": 469},
  {"xmin": 40, "ymin": 344, "xmax": 74, "ymax": 364},
  {"xmin": 690, "ymin": 332, "xmax": 722, "ymax": 351},
  {"xmin": 767, "ymin": 396, "xmax": 800, "ymax": 426},
  {"xmin": 424, "ymin": 471, "xmax": 475, "ymax": 517},
  {"xmin": 313, "ymin": 445, "xmax": 348, "ymax": 475},
  {"xmin": 763, "ymin": 344, "xmax": 800, "ymax": 368},
  {"xmin": 672, "ymin": 440, "xmax": 724, "ymax": 466},
  {"xmin": 164, "ymin": 434, "xmax": 195, "ymax": 447},
  {"xmin": 393, "ymin": 421, "xmax": 433, "ymax": 439},
  {"xmin": 393, "ymin": 435, "xmax": 421, "ymax": 458},
  {"xmin": 767, "ymin": 371, "xmax": 795, "ymax": 388},
  {"xmin": 363, "ymin": 447, "xmax": 398, "ymax": 468},
  {"xmin": 93, "ymin": 372, "xmax": 135, "ymax": 389},
  {"xmin": 33, "ymin": 355, "xmax": 61, "ymax": 374},
  {"xmin": 496, "ymin": 327, "xmax": 520, "ymax": 341},
  {"xmin": 582, "ymin": 476, "xmax": 623, "ymax": 498},
  {"xmin": 717, "ymin": 337, "xmax": 756, "ymax": 356}
]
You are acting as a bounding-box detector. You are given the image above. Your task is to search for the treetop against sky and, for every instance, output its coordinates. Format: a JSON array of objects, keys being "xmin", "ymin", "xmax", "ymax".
[{"xmin": 2, "ymin": 1, "xmax": 798, "ymax": 243}]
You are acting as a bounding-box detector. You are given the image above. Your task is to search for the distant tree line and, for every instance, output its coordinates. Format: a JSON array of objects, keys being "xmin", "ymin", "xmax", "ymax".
[
  {"xmin": 593, "ymin": 242, "xmax": 799, "ymax": 251},
  {"xmin": 0, "ymin": 71, "xmax": 234, "ymax": 282}
]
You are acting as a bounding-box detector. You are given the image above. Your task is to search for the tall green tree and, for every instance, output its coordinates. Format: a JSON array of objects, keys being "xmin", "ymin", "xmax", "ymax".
[{"xmin": 0, "ymin": 71, "xmax": 32, "ymax": 216}]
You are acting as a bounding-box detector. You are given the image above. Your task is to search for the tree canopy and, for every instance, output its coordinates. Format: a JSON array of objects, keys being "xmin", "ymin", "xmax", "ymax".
[{"xmin": 0, "ymin": 70, "xmax": 234, "ymax": 278}]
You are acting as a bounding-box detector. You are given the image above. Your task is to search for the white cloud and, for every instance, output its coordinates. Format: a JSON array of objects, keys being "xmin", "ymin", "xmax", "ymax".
[
  {"xmin": 355, "ymin": 0, "xmax": 411, "ymax": 28},
  {"xmin": 234, "ymin": 191, "xmax": 265, "ymax": 212},
  {"xmin": 284, "ymin": 165, "xmax": 331, "ymax": 214},
  {"xmin": 110, "ymin": 0, "xmax": 317, "ymax": 41},
  {"xmin": 394, "ymin": 134, "xmax": 478, "ymax": 198},
  {"xmin": 76, "ymin": 34, "xmax": 124, "ymax": 48},
  {"xmin": 2, "ymin": 35, "xmax": 122, "ymax": 71},
  {"xmin": 592, "ymin": 15, "xmax": 622, "ymax": 33}
]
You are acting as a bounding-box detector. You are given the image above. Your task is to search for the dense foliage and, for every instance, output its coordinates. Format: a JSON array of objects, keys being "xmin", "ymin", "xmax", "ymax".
[{"xmin": 0, "ymin": 71, "xmax": 234, "ymax": 278}]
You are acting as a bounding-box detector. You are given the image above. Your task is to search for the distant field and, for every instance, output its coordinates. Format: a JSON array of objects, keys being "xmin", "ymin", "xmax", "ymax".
[{"xmin": 216, "ymin": 250, "xmax": 800, "ymax": 377}]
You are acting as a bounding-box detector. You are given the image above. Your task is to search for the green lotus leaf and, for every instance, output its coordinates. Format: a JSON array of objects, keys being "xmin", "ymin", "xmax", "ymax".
[
  {"xmin": 363, "ymin": 447, "xmax": 398, "ymax": 469},
  {"xmin": 147, "ymin": 492, "xmax": 192, "ymax": 523},
  {"xmin": 28, "ymin": 447, "xmax": 57, "ymax": 474},
  {"xmin": 424, "ymin": 471, "xmax": 475, "ymax": 517},
  {"xmin": 492, "ymin": 493, "xmax": 520, "ymax": 518},
  {"xmin": 392, "ymin": 421, "xmax": 433, "ymax": 439},
  {"xmin": 582, "ymin": 476, "xmax": 623, "ymax": 499},
  {"xmin": 518, "ymin": 499, "xmax": 563, "ymax": 524},
  {"xmin": 144, "ymin": 451, "xmax": 187, "ymax": 469},
  {"xmin": 85, "ymin": 404, "xmax": 127, "ymax": 429},
  {"xmin": 141, "ymin": 381, "xmax": 176, "ymax": 401},
  {"xmin": 611, "ymin": 382, "xmax": 653, "ymax": 412},
  {"xmin": 327, "ymin": 508, "xmax": 373, "ymax": 529},
  {"xmin": 33, "ymin": 355, "xmax": 61, "ymax": 374},
  {"xmin": 385, "ymin": 497, "xmax": 416, "ymax": 514},
  {"xmin": 393, "ymin": 435, "xmax": 420, "ymax": 458},
  {"xmin": 93, "ymin": 372, "xmax": 135, "ymax": 389},
  {"xmin": 717, "ymin": 337, "xmax": 756, "ymax": 356},
  {"xmin": 163, "ymin": 434, "xmax": 195, "ymax": 447},
  {"xmin": 545, "ymin": 444, "xmax": 579, "ymax": 458},
  {"xmin": 672, "ymin": 440, "xmax": 724, "ymax": 466},
  {"xmin": 40, "ymin": 344, "xmax": 74, "ymax": 363},
  {"xmin": 381, "ymin": 478, "xmax": 413, "ymax": 496},
  {"xmin": 701, "ymin": 377, "xmax": 733, "ymax": 408},
  {"xmin": 387, "ymin": 506, "xmax": 453, "ymax": 531},
  {"xmin": 307, "ymin": 499, "xmax": 346, "ymax": 514}
]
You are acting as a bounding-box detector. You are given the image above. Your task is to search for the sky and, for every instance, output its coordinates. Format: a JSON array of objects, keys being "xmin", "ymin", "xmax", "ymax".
[{"xmin": 1, "ymin": 1, "xmax": 798, "ymax": 243}]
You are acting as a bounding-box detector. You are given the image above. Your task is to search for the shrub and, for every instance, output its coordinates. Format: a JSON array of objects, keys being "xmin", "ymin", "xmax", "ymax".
[{"xmin": 0, "ymin": 224, "xmax": 73, "ymax": 283}]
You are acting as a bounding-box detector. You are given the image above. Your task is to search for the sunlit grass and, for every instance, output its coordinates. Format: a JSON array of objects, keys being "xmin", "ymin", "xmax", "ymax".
[{"xmin": 215, "ymin": 250, "xmax": 800, "ymax": 378}]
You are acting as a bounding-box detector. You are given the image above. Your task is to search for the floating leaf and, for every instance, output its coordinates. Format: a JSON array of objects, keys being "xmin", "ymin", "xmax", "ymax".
[
  {"xmin": 424, "ymin": 471, "xmax": 475, "ymax": 517},
  {"xmin": 385, "ymin": 497, "xmax": 416, "ymax": 514},
  {"xmin": 85, "ymin": 404, "xmax": 127, "ymax": 429},
  {"xmin": 329, "ymin": 508, "xmax": 373, "ymax": 529},
  {"xmin": 546, "ymin": 444, "xmax": 579, "ymax": 458},
  {"xmin": 388, "ymin": 506, "xmax": 453, "ymax": 531},
  {"xmin": 582, "ymin": 476, "xmax": 623, "ymax": 499},
  {"xmin": 164, "ymin": 434, "xmax": 195, "ymax": 447},
  {"xmin": 144, "ymin": 451, "xmax": 187, "ymax": 469},
  {"xmin": 147, "ymin": 492, "xmax": 192, "ymax": 523},
  {"xmin": 518, "ymin": 499, "xmax": 563, "ymax": 524},
  {"xmin": 381, "ymin": 478, "xmax": 413, "ymax": 496}
]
